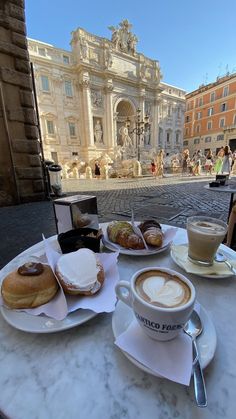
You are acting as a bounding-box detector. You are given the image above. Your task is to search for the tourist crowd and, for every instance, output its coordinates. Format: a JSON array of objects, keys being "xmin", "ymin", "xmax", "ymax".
[{"xmin": 151, "ymin": 146, "xmax": 236, "ymax": 178}]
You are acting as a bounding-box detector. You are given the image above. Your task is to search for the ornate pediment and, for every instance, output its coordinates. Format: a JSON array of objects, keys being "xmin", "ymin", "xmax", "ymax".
[
  {"xmin": 108, "ymin": 19, "xmax": 138, "ymax": 55},
  {"xmin": 41, "ymin": 112, "xmax": 56, "ymax": 119}
]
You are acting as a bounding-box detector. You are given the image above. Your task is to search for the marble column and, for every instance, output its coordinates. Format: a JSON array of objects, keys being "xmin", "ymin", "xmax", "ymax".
[
  {"xmin": 51, "ymin": 75, "xmax": 66, "ymax": 150},
  {"xmin": 139, "ymin": 88, "xmax": 145, "ymax": 119},
  {"xmin": 79, "ymin": 73, "xmax": 94, "ymax": 150},
  {"xmin": 151, "ymin": 96, "xmax": 160, "ymax": 149},
  {"xmin": 113, "ymin": 112, "xmax": 119, "ymax": 147},
  {"xmin": 138, "ymin": 88, "xmax": 146, "ymax": 156},
  {"xmin": 104, "ymin": 80, "xmax": 114, "ymax": 150}
]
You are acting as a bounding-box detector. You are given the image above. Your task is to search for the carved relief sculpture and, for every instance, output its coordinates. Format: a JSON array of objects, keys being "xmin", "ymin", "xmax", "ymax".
[
  {"xmin": 104, "ymin": 48, "xmax": 113, "ymax": 69},
  {"xmin": 153, "ymin": 61, "xmax": 162, "ymax": 83},
  {"xmin": 144, "ymin": 126, "xmax": 151, "ymax": 146},
  {"xmin": 129, "ymin": 34, "xmax": 138, "ymax": 55},
  {"xmin": 94, "ymin": 120, "xmax": 103, "ymax": 143},
  {"xmin": 140, "ymin": 62, "xmax": 146, "ymax": 79},
  {"xmin": 145, "ymin": 101, "xmax": 152, "ymax": 116},
  {"xmin": 91, "ymin": 90, "xmax": 103, "ymax": 108},
  {"xmin": 80, "ymin": 37, "xmax": 88, "ymax": 60},
  {"xmin": 89, "ymin": 49, "xmax": 100, "ymax": 64},
  {"xmin": 108, "ymin": 20, "xmax": 138, "ymax": 55},
  {"xmin": 119, "ymin": 125, "xmax": 133, "ymax": 148}
]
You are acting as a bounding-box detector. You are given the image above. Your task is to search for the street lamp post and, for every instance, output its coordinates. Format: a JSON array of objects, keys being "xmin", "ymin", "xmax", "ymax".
[{"xmin": 126, "ymin": 108, "xmax": 150, "ymax": 161}]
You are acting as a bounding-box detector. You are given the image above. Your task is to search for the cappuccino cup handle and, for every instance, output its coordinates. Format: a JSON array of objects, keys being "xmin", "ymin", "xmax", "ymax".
[{"xmin": 115, "ymin": 281, "xmax": 132, "ymax": 307}]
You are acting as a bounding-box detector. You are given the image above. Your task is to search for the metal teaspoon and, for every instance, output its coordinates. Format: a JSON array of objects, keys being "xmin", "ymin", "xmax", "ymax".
[
  {"xmin": 215, "ymin": 251, "xmax": 236, "ymax": 275},
  {"xmin": 184, "ymin": 310, "xmax": 207, "ymax": 408}
]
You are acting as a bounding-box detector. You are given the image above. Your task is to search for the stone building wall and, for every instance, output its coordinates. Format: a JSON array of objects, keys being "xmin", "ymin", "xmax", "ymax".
[
  {"xmin": 0, "ymin": 0, "xmax": 45, "ymax": 206},
  {"xmin": 184, "ymin": 73, "xmax": 236, "ymax": 155}
]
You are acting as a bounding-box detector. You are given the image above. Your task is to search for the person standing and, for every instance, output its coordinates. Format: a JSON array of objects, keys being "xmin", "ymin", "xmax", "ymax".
[
  {"xmin": 231, "ymin": 151, "xmax": 236, "ymax": 175},
  {"xmin": 182, "ymin": 149, "xmax": 189, "ymax": 176},
  {"xmin": 205, "ymin": 150, "xmax": 214, "ymax": 175},
  {"xmin": 156, "ymin": 149, "xmax": 164, "ymax": 177},
  {"xmin": 187, "ymin": 156, "xmax": 194, "ymax": 176},
  {"xmin": 150, "ymin": 160, "xmax": 156, "ymax": 176},
  {"xmin": 214, "ymin": 147, "xmax": 224, "ymax": 174},
  {"xmin": 192, "ymin": 150, "xmax": 202, "ymax": 176},
  {"xmin": 94, "ymin": 161, "xmax": 101, "ymax": 179},
  {"xmin": 231, "ymin": 150, "xmax": 236, "ymax": 170},
  {"xmin": 221, "ymin": 145, "xmax": 232, "ymax": 174}
]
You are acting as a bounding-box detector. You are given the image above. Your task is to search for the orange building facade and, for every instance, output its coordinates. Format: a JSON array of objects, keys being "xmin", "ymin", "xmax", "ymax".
[{"xmin": 184, "ymin": 73, "xmax": 236, "ymax": 156}]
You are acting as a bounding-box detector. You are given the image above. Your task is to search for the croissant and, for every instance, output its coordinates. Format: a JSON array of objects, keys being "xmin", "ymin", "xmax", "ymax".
[
  {"xmin": 107, "ymin": 221, "xmax": 144, "ymax": 250},
  {"xmin": 138, "ymin": 220, "xmax": 163, "ymax": 247}
]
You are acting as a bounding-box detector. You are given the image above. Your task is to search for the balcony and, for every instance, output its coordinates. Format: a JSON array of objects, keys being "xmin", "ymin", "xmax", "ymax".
[{"xmin": 224, "ymin": 124, "xmax": 236, "ymax": 132}]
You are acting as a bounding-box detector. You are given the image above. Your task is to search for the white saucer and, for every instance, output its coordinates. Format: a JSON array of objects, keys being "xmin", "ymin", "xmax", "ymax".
[
  {"xmin": 171, "ymin": 244, "xmax": 235, "ymax": 279},
  {"xmin": 0, "ymin": 306, "xmax": 97, "ymax": 334},
  {"xmin": 112, "ymin": 301, "xmax": 217, "ymax": 377},
  {"xmin": 102, "ymin": 236, "xmax": 170, "ymax": 256}
]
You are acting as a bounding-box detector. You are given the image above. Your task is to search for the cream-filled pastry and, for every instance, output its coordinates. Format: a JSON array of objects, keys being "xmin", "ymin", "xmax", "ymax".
[{"xmin": 55, "ymin": 249, "xmax": 105, "ymax": 295}]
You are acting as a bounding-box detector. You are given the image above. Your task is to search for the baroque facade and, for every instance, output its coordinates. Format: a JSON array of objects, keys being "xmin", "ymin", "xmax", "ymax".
[
  {"xmin": 28, "ymin": 20, "xmax": 186, "ymax": 165},
  {"xmin": 184, "ymin": 72, "xmax": 236, "ymax": 155}
]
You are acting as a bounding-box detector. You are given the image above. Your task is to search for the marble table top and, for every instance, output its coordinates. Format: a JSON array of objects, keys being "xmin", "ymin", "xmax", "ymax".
[{"xmin": 0, "ymin": 224, "xmax": 236, "ymax": 419}]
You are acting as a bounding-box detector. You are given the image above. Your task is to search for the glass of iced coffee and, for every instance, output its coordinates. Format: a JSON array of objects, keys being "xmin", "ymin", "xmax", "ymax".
[{"xmin": 187, "ymin": 216, "xmax": 228, "ymax": 266}]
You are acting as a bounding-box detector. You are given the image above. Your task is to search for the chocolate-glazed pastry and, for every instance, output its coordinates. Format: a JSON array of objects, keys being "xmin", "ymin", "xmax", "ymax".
[
  {"xmin": 138, "ymin": 220, "xmax": 162, "ymax": 233},
  {"xmin": 18, "ymin": 262, "xmax": 44, "ymax": 276},
  {"xmin": 138, "ymin": 220, "xmax": 163, "ymax": 247},
  {"xmin": 1, "ymin": 262, "xmax": 58, "ymax": 309}
]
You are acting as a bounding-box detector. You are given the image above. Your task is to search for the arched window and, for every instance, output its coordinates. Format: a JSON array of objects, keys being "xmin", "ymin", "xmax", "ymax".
[
  {"xmin": 175, "ymin": 130, "xmax": 181, "ymax": 144},
  {"xmin": 166, "ymin": 129, "xmax": 172, "ymax": 144},
  {"xmin": 64, "ymin": 80, "xmax": 73, "ymax": 97},
  {"xmin": 41, "ymin": 112, "xmax": 57, "ymax": 139},
  {"xmin": 41, "ymin": 75, "xmax": 50, "ymax": 92}
]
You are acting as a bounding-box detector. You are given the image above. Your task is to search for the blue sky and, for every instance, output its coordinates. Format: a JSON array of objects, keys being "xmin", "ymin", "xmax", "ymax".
[{"xmin": 25, "ymin": 0, "xmax": 236, "ymax": 92}]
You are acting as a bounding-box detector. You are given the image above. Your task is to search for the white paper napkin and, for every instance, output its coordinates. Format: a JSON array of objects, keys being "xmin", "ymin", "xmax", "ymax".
[
  {"xmin": 115, "ymin": 319, "xmax": 192, "ymax": 385},
  {"xmin": 172, "ymin": 244, "xmax": 236, "ymax": 275},
  {"xmin": 0, "ymin": 237, "xmax": 120, "ymax": 321}
]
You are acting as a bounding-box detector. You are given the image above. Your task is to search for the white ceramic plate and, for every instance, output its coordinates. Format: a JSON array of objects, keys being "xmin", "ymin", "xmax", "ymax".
[
  {"xmin": 0, "ymin": 306, "xmax": 97, "ymax": 334},
  {"xmin": 112, "ymin": 300, "xmax": 217, "ymax": 377},
  {"xmin": 102, "ymin": 224, "xmax": 175, "ymax": 256},
  {"xmin": 0, "ymin": 240, "xmax": 98, "ymax": 334},
  {"xmin": 171, "ymin": 244, "xmax": 234, "ymax": 279}
]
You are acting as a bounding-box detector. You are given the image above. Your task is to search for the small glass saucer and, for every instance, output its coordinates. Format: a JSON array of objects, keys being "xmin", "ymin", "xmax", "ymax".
[{"xmin": 171, "ymin": 244, "xmax": 235, "ymax": 279}]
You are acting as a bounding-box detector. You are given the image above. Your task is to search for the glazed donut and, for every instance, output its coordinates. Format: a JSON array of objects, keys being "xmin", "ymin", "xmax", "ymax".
[
  {"xmin": 1, "ymin": 262, "xmax": 59, "ymax": 309},
  {"xmin": 55, "ymin": 248, "xmax": 105, "ymax": 296}
]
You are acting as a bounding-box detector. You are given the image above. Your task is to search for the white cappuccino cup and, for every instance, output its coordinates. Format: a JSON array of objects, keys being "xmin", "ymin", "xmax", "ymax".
[{"xmin": 115, "ymin": 267, "xmax": 196, "ymax": 341}]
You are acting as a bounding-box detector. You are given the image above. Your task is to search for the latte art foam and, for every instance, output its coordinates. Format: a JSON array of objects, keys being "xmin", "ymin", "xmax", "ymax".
[
  {"xmin": 143, "ymin": 276, "xmax": 186, "ymax": 307},
  {"xmin": 135, "ymin": 270, "xmax": 191, "ymax": 308}
]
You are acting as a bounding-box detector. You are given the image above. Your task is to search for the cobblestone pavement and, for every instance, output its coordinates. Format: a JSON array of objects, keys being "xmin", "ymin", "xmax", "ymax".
[{"xmin": 0, "ymin": 175, "xmax": 233, "ymax": 269}]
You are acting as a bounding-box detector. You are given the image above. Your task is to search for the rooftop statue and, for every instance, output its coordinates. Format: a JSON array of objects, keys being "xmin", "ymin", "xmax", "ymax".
[{"xmin": 108, "ymin": 19, "xmax": 138, "ymax": 55}]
